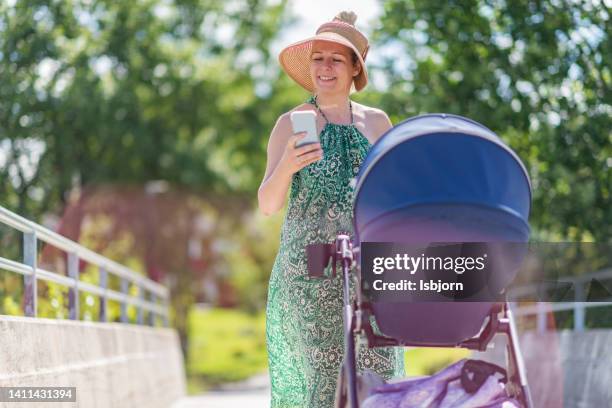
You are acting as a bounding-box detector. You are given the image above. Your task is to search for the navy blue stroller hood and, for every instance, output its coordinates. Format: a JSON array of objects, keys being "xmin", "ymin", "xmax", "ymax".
[
  {"xmin": 330, "ymin": 114, "xmax": 534, "ymax": 408},
  {"xmin": 351, "ymin": 114, "xmax": 532, "ymax": 345},
  {"xmin": 353, "ymin": 113, "xmax": 531, "ymax": 245}
]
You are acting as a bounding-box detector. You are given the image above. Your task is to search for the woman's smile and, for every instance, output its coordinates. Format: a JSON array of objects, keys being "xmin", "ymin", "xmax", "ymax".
[{"xmin": 317, "ymin": 74, "xmax": 337, "ymax": 85}]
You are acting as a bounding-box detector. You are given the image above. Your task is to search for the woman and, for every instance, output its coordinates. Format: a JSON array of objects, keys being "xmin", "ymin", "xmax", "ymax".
[{"xmin": 259, "ymin": 11, "xmax": 405, "ymax": 407}]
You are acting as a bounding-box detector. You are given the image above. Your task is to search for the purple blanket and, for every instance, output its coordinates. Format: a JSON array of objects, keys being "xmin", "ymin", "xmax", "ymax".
[{"xmin": 361, "ymin": 359, "xmax": 521, "ymax": 408}]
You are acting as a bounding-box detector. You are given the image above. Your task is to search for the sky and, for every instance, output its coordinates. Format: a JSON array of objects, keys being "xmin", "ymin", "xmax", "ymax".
[{"xmin": 271, "ymin": 0, "xmax": 382, "ymax": 56}]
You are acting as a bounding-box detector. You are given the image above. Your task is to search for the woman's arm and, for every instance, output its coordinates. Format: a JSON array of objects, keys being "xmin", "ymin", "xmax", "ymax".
[{"xmin": 258, "ymin": 113, "xmax": 323, "ymax": 216}]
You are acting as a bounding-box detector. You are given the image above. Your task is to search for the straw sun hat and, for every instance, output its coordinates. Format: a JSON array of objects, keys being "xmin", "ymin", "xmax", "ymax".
[{"xmin": 279, "ymin": 11, "xmax": 369, "ymax": 92}]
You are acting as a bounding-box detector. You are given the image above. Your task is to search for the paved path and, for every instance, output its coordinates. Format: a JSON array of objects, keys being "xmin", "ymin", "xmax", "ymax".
[
  {"xmin": 172, "ymin": 374, "xmax": 270, "ymax": 408},
  {"xmin": 172, "ymin": 390, "xmax": 270, "ymax": 408}
]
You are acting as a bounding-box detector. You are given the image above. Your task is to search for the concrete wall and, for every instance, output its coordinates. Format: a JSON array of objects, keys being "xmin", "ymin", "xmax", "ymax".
[
  {"xmin": 0, "ymin": 316, "xmax": 186, "ymax": 408},
  {"xmin": 475, "ymin": 329, "xmax": 612, "ymax": 408}
]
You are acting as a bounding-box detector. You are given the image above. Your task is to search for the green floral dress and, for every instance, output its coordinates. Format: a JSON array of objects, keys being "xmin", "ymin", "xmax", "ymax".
[{"xmin": 266, "ymin": 96, "xmax": 405, "ymax": 407}]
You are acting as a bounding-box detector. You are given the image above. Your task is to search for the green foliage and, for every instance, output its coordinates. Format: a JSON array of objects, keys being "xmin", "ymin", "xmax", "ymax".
[
  {"xmin": 224, "ymin": 207, "xmax": 285, "ymax": 312},
  {"xmin": 0, "ymin": 0, "xmax": 295, "ymax": 221},
  {"xmin": 404, "ymin": 347, "xmax": 471, "ymax": 377},
  {"xmin": 0, "ymin": 272, "xmax": 23, "ymax": 316},
  {"xmin": 374, "ymin": 0, "xmax": 611, "ymax": 242},
  {"xmin": 515, "ymin": 306, "xmax": 612, "ymax": 331},
  {"xmin": 187, "ymin": 307, "xmax": 268, "ymax": 390}
]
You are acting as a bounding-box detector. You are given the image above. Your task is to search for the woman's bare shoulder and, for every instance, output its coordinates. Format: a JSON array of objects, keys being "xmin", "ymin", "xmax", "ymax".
[
  {"xmin": 274, "ymin": 103, "xmax": 316, "ymax": 129},
  {"xmin": 352, "ymin": 101, "xmax": 391, "ymax": 122},
  {"xmin": 352, "ymin": 102, "xmax": 393, "ymax": 142}
]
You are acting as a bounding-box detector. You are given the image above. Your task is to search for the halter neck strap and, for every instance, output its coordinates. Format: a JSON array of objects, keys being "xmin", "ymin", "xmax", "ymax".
[{"xmin": 312, "ymin": 95, "xmax": 354, "ymax": 125}]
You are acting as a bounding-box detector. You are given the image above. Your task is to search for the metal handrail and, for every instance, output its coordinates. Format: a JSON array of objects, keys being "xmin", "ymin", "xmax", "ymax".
[
  {"xmin": 0, "ymin": 205, "xmax": 169, "ymax": 326},
  {"xmin": 509, "ymin": 267, "xmax": 612, "ymax": 332}
]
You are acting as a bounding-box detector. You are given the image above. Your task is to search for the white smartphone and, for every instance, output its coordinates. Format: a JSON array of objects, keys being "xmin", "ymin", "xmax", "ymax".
[{"xmin": 290, "ymin": 111, "xmax": 319, "ymax": 147}]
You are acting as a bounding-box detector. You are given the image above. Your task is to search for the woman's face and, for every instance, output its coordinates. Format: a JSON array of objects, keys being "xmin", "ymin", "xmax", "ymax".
[{"xmin": 310, "ymin": 41, "xmax": 360, "ymax": 95}]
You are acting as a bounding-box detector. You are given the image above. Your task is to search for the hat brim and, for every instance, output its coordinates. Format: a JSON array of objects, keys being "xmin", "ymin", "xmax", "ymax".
[{"xmin": 279, "ymin": 32, "xmax": 368, "ymax": 92}]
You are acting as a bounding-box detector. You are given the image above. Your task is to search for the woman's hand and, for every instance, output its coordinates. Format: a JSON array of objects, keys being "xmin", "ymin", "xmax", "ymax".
[
  {"xmin": 277, "ymin": 133, "xmax": 323, "ymax": 176},
  {"xmin": 258, "ymin": 113, "xmax": 323, "ymax": 216}
]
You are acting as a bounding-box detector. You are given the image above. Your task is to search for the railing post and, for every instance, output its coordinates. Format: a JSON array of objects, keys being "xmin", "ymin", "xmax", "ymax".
[
  {"xmin": 137, "ymin": 285, "xmax": 144, "ymax": 325},
  {"xmin": 148, "ymin": 293, "xmax": 156, "ymax": 327},
  {"xmin": 68, "ymin": 253, "xmax": 79, "ymax": 320},
  {"xmin": 99, "ymin": 266, "xmax": 107, "ymax": 322},
  {"xmin": 23, "ymin": 231, "xmax": 37, "ymax": 317},
  {"xmin": 120, "ymin": 278, "xmax": 129, "ymax": 323},
  {"xmin": 163, "ymin": 304, "xmax": 169, "ymax": 327},
  {"xmin": 574, "ymin": 281, "xmax": 585, "ymax": 332},
  {"xmin": 536, "ymin": 302, "xmax": 547, "ymax": 333}
]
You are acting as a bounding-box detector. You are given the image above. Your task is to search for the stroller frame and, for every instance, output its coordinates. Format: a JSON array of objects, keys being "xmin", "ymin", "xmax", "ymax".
[{"xmin": 313, "ymin": 234, "xmax": 534, "ymax": 408}]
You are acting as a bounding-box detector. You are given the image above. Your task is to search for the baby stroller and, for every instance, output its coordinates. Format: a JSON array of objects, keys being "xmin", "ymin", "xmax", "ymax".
[{"xmin": 307, "ymin": 114, "xmax": 533, "ymax": 408}]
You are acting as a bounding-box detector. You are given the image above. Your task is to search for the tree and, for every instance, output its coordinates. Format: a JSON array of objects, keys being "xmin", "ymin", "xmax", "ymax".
[
  {"xmin": 0, "ymin": 0, "xmax": 294, "ymax": 220},
  {"xmin": 373, "ymin": 0, "xmax": 611, "ymax": 242},
  {"xmin": 0, "ymin": 0, "xmax": 304, "ymax": 360}
]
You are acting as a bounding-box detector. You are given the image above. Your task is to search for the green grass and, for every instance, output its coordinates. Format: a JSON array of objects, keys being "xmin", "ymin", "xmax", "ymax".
[
  {"xmin": 404, "ymin": 347, "xmax": 471, "ymax": 377},
  {"xmin": 186, "ymin": 307, "xmax": 471, "ymax": 393},
  {"xmin": 187, "ymin": 307, "xmax": 268, "ymax": 392}
]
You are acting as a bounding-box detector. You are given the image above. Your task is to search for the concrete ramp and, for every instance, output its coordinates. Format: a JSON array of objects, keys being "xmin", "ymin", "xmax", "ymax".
[
  {"xmin": 476, "ymin": 329, "xmax": 612, "ymax": 408},
  {"xmin": 0, "ymin": 316, "xmax": 185, "ymax": 408}
]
